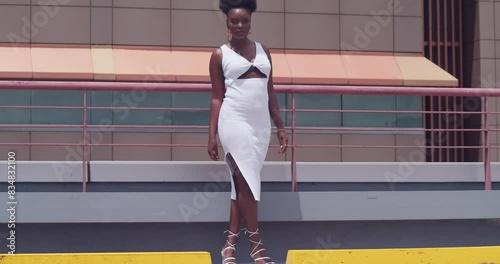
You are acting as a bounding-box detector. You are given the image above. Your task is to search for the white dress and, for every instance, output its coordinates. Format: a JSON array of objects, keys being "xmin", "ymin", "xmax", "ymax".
[{"xmin": 217, "ymin": 42, "xmax": 272, "ymax": 202}]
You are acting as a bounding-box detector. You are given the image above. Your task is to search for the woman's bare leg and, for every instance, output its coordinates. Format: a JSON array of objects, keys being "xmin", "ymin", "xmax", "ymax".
[
  {"xmin": 221, "ymin": 155, "xmax": 242, "ymax": 262},
  {"xmin": 227, "ymin": 154, "xmax": 273, "ymax": 264}
]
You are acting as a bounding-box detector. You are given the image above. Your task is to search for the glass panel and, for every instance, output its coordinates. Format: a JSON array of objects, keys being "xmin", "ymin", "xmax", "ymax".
[
  {"xmin": 171, "ymin": 92, "xmax": 210, "ymax": 126},
  {"xmin": 290, "ymin": 94, "xmax": 341, "ymax": 127},
  {"xmin": 31, "ymin": 91, "xmax": 83, "ymax": 125},
  {"xmin": 342, "ymin": 95, "xmax": 397, "ymax": 127},
  {"xmin": 0, "ymin": 90, "xmax": 31, "ymax": 124},
  {"xmin": 275, "ymin": 94, "xmax": 287, "ymax": 127},
  {"xmin": 112, "ymin": 91, "xmax": 172, "ymax": 125},
  {"xmin": 89, "ymin": 91, "xmax": 113, "ymax": 125},
  {"xmin": 397, "ymin": 96, "xmax": 423, "ymax": 128}
]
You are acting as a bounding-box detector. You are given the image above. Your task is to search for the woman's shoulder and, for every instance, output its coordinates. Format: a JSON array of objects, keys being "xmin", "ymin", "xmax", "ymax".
[
  {"xmin": 209, "ymin": 46, "xmax": 224, "ymax": 66},
  {"xmin": 255, "ymin": 41, "xmax": 268, "ymax": 50},
  {"xmin": 255, "ymin": 42, "xmax": 272, "ymax": 59}
]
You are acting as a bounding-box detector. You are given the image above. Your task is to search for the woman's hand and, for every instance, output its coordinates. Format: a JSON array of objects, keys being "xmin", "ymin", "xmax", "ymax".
[
  {"xmin": 277, "ymin": 130, "xmax": 288, "ymax": 154},
  {"xmin": 208, "ymin": 137, "xmax": 219, "ymax": 161}
]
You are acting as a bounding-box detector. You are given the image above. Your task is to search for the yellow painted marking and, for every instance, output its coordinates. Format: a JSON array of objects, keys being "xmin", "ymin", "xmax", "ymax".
[
  {"xmin": 286, "ymin": 246, "xmax": 500, "ymax": 264},
  {"xmin": 0, "ymin": 252, "xmax": 211, "ymax": 264}
]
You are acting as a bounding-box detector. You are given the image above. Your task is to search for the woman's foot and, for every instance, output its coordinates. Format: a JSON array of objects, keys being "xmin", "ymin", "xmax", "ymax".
[
  {"xmin": 246, "ymin": 228, "xmax": 275, "ymax": 264},
  {"xmin": 221, "ymin": 230, "xmax": 239, "ymax": 264}
]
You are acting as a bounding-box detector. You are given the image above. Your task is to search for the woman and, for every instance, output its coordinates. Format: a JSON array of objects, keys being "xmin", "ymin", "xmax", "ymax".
[{"xmin": 207, "ymin": 0, "xmax": 288, "ymax": 263}]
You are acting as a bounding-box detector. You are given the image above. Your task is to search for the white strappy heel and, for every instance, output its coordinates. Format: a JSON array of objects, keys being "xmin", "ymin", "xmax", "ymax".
[
  {"xmin": 221, "ymin": 230, "xmax": 239, "ymax": 264},
  {"xmin": 245, "ymin": 228, "xmax": 275, "ymax": 264}
]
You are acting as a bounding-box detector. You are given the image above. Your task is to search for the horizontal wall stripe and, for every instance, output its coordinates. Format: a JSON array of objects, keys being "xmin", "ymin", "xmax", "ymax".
[{"xmin": 0, "ymin": 44, "xmax": 458, "ymax": 87}]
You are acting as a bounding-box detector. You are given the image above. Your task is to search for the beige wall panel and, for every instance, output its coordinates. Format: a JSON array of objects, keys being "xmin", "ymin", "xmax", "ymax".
[
  {"xmin": 496, "ymin": 59, "xmax": 500, "ymax": 88},
  {"xmin": 91, "ymin": 0, "xmax": 112, "ymax": 7},
  {"xmin": 171, "ymin": 10, "xmax": 226, "ymax": 47},
  {"xmin": 112, "ymin": 132, "xmax": 171, "ymax": 161},
  {"xmin": 113, "ymin": 0, "xmax": 169, "ymax": 8},
  {"xmin": 0, "ymin": 132, "xmax": 30, "ymax": 161},
  {"xmin": 394, "ymin": 16, "xmax": 422, "ymax": 53},
  {"xmin": 340, "ymin": 15, "xmax": 394, "ymax": 51},
  {"xmin": 286, "ymin": 0, "xmax": 339, "ymax": 14},
  {"xmin": 294, "ymin": 134, "xmax": 341, "ymax": 162},
  {"xmin": 31, "ymin": 6, "xmax": 90, "ymax": 44},
  {"xmin": 394, "ymin": 134, "xmax": 426, "ymax": 164},
  {"xmin": 89, "ymin": 132, "xmax": 112, "ymax": 160},
  {"xmin": 0, "ymin": 0, "xmax": 30, "ymax": 4},
  {"xmin": 0, "ymin": 5, "xmax": 30, "ymax": 43},
  {"xmin": 472, "ymin": 40, "xmax": 496, "ymax": 60},
  {"xmin": 113, "ymin": 8, "xmax": 170, "ymax": 46},
  {"xmin": 473, "ymin": 59, "xmax": 496, "ymax": 88},
  {"xmin": 342, "ymin": 134, "xmax": 395, "ymax": 162},
  {"xmin": 395, "ymin": 0, "xmax": 423, "ymax": 17},
  {"xmin": 285, "ymin": 14, "xmax": 339, "ymax": 50},
  {"xmin": 257, "ymin": 0, "xmax": 284, "ymax": 12},
  {"xmin": 32, "ymin": 0, "xmax": 90, "ymax": 6},
  {"xmin": 91, "ymin": 7, "xmax": 112, "ymax": 44},
  {"xmin": 478, "ymin": 1, "xmax": 494, "ymax": 40},
  {"xmin": 171, "ymin": 133, "xmax": 221, "ymax": 161},
  {"xmin": 340, "ymin": 0, "xmax": 393, "ymax": 15},
  {"xmin": 250, "ymin": 12, "xmax": 285, "ymax": 49},
  {"xmin": 496, "ymin": 2, "xmax": 500, "ymax": 40},
  {"xmin": 171, "ymin": 0, "xmax": 217, "ymax": 10},
  {"xmin": 31, "ymin": 132, "xmax": 83, "ymax": 161}
]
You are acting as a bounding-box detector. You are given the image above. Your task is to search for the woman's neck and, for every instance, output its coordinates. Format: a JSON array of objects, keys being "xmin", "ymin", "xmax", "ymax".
[{"xmin": 230, "ymin": 37, "xmax": 250, "ymax": 50}]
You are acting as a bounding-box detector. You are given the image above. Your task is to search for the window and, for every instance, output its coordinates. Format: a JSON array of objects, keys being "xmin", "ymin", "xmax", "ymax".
[{"xmin": 0, "ymin": 90, "xmax": 423, "ymax": 131}]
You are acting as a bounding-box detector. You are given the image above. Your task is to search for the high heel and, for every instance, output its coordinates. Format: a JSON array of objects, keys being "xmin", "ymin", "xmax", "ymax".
[
  {"xmin": 221, "ymin": 230, "xmax": 239, "ymax": 264},
  {"xmin": 245, "ymin": 228, "xmax": 275, "ymax": 264}
]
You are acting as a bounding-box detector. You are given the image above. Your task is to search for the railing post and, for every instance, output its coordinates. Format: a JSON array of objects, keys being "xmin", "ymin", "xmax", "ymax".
[
  {"xmin": 484, "ymin": 96, "xmax": 492, "ymax": 190},
  {"xmin": 291, "ymin": 93, "xmax": 297, "ymax": 192},
  {"xmin": 83, "ymin": 88, "xmax": 88, "ymax": 192}
]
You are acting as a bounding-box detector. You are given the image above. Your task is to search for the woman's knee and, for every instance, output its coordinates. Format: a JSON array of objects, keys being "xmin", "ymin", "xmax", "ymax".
[
  {"xmin": 234, "ymin": 172, "xmax": 253, "ymax": 196},
  {"xmin": 226, "ymin": 154, "xmax": 254, "ymax": 198}
]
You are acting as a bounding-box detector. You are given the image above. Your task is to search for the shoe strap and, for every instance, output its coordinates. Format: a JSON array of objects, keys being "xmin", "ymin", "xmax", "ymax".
[
  {"xmin": 244, "ymin": 228, "xmax": 259, "ymax": 238},
  {"xmin": 245, "ymin": 228, "xmax": 270, "ymax": 258},
  {"xmin": 224, "ymin": 230, "xmax": 240, "ymax": 239},
  {"xmin": 222, "ymin": 230, "xmax": 240, "ymax": 253}
]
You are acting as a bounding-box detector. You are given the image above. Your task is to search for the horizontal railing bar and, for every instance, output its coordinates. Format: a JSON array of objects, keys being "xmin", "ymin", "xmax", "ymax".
[
  {"xmin": 287, "ymin": 109, "xmax": 484, "ymax": 114},
  {"xmin": 0, "ymin": 124, "xmax": 84, "ymax": 128},
  {"xmin": 0, "ymin": 105, "xmax": 84, "ymax": 110},
  {"xmin": 0, "ymin": 143, "xmax": 84, "ymax": 146},
  {"xmin": 0, "ymin": 105, "xmax": 486, "ymax": 115},
  {"xmin": 87, "ymin": 106, "xmax": 209, "ymax": 111},
  {"xmin": 293, "ymin": 127, "xmax": 483, "ymax": 132},
  {"xmin": 1, "ymin": 80, "xmax": 499, "ymax": 97},
  {"xmin": 0, "ymin": 124, "xmax": 486, "ymax": 132},
  {"xmin": 0, "ymin": 142, "xmax": 479, "ymax": 149},
  {"xmin": 294, "ymin": 145, "xmax": 484, "ymax": 149}
]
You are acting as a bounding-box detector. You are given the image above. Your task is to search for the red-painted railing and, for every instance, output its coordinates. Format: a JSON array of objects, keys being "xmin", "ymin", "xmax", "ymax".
[{"xmin": 0, "ymin": 80, "xmax": 496, "ymax": 192}]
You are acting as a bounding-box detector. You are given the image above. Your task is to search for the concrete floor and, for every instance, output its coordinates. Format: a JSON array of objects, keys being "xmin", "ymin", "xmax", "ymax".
[{"xmin": 1, "ymin": 219, "xmax": 500, "ymax": 264}]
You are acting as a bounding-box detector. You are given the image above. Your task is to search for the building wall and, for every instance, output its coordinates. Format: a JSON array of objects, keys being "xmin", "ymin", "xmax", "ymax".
[
  {"xmin": 0, "ymin": 0, "xmax": 427, "ymax": 162},
  {"xmin": 462, "ymin": 0, "xmax": 500, "ymax": 162},
  {"xmin": 0, "ymin": 131, "xmax": 427, "ymax": 162},
  {"xmin": 1, "ymin": 0, "xmax": 423, "ymax": 52}
]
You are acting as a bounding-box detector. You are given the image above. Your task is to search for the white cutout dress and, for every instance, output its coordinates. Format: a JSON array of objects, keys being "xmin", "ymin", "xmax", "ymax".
[{"xmin": 217, "ymin": 42, "xmax": 272, "ymax": 201}]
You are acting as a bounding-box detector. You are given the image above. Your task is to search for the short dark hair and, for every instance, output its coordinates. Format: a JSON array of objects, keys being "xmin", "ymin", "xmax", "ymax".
[{"xmin": 219, "ymin": 0, "xmax": 257, "ymax": 15}]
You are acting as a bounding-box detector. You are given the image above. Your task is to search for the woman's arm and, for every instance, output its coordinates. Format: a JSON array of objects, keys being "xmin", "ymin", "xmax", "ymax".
[
  {"xmin": 262, "ymin": 45, "xmax": 288, "ymax": 154},
  {"xmin": 208, "ymin": 48, "xmax": 225, "ymax": 160},
  {"xmin": 262, "ymin": 46, "xmax": 284, "ymax": 129}
]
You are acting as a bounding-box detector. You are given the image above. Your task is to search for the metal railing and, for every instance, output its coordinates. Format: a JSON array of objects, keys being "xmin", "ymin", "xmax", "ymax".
[{"xmin": 0, "ymin": 80, "xmax": 497, "ymax": 192}]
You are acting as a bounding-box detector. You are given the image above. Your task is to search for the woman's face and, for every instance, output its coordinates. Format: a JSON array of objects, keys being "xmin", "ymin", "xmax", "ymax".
[{"xmin": 227, "ymin": 8, "xmax": 251, "ymax": 40}]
